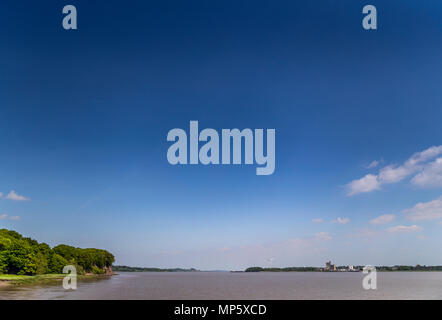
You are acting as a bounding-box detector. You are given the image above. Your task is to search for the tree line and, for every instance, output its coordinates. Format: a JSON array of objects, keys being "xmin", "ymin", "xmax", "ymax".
[
  {"xmin": 113, "ymin": 265, "xmax": 198, "ymax": 272},
  {"xmin": 0, "ymin": 229, "xmax": 114, "ymax": 275},
  {"xmin": 245, "ymin": 267, "xmax": 319, "ymax": 272}
]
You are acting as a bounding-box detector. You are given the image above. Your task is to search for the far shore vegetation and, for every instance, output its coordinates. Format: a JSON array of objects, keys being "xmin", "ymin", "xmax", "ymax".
[
  {"xmin": 113, "ymin": 265, "xmax": 198, "ymax": 272},
  {"xmin": 0, "ymin": 229, "xmax": 114, "ymax": 286}
]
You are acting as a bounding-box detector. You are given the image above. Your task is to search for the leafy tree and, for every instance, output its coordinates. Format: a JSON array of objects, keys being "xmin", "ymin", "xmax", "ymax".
[{"xmin": 48, "ymin": 253, "xmax": 69, "ymax": 274}]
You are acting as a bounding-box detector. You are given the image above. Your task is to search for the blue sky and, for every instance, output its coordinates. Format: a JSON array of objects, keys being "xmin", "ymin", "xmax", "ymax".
[{"xmin": 1, "ymin": 0, "xmax": 442, "ymax": 269}]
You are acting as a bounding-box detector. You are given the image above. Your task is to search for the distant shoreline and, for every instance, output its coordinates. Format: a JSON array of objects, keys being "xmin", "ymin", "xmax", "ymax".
[
  {"xmin": 244, "ymin": 265, "xmax": 442, "ymax": 272},
  {"xmin": 113, "ymin": 265, "xmax": 199, "ymax": 272},
  {"xmin": 113, "ymin": 265, "xmax": 442, "ymax": 273}
]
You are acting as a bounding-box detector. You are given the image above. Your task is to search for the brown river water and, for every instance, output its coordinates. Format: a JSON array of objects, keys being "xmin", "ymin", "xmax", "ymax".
[{"xmin": 1, "ymin": 271, "xmax": 442, "ymax": 299}]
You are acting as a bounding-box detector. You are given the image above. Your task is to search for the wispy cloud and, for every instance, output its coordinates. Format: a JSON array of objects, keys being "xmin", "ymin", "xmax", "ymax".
[
  {"xmin": 330, "ymin": 217, "xmax": 350, "ymax": 224},
  {"xmin": 366, "ymin": 160, "xmax": 379, "ymax": 169},
  {"xmin": 0, "ymin": 213, "xmax": 21, "ymax": 221},
  {"xmin": 346, "ymin": 145, "xmax": 442, "ymax": 196},
  {"xmin": 386, "ymin": 225, "xmax": 422, "ymax": 233},
  {"xmin": 404, "ymin": 196, "xmax": 442, "ymax": 221},
  {"xmin": 158, "ymin": 236, "xmax": 322, "ymax": 270},
  {"xmin": 348, "ymin": 228, "xmax": 382, "ymax": 241},
  {"xmin": 312, "ymin": 218, "xmax": 323, "ymax": 223},
  {"xmin": 411, "ymin": 158, "xmax": 442, "ymax": 187},
  {"xmin": 370, "ymin": 214, "xmax": 395, "ymax": 225},
  {"xmin": 6, "ymin": 190, "xmax": 30, "ymax": 201},
  {"xmin": 0, "ymin": 192, "xmax": 3, "ymax": 199},
  {"xmin": 315, "ymin": 232, "xmax": 332, "ymax": 241}
]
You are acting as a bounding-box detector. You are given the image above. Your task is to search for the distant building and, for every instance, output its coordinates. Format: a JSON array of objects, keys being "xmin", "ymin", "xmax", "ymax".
[
  {"xmin": 325, "ymin": 261, "xmax": 331, "ymax": 270},
  {"xmin": 325, "ymin": 261, "xmax": 336, "ymax": 271},
  {"xmin": 324, "ymin": 263, "xmax": 358, "ymax": 272}
]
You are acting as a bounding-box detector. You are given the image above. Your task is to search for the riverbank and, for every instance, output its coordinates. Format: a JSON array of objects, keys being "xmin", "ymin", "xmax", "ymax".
[{"xmin": 0, "ymin": 273, "xmax": 112, "ymax": 287}]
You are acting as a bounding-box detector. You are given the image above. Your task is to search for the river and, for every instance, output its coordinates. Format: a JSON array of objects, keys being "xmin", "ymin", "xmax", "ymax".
[{"xmin": 1, "ymin": 271, "xmax": 442, "ymax": 299}]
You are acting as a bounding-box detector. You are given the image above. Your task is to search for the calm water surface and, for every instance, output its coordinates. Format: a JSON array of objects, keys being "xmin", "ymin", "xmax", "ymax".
[{"xmin": 1, "ymin": 272, "xmax": 442, "ymax": 299}]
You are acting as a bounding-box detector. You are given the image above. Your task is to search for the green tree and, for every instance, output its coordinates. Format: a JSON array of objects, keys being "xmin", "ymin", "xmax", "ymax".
[{"xmin": 0, "ymin": 229, "xmax": 114, "ymax": 275}]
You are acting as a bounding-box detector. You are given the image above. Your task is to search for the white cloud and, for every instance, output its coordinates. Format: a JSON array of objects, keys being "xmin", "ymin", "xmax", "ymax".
[
  {"xmin": 366, "ymin": 160, "xmax": 379, "ymax": 169},
  {"xmin": 408, "ymin": 145, "xmax": 442, "ymax": 164},
  {"xmin": 312, "ymin": 218, "xmax": 323, "ymax": 223},
  {"xmin": 346, "ymin": 174, "xmax": 380, "ymax": 196},
  {"xmin": 404, "ymin": 196, "xmax": 442, "ymax": 221},
  {"xmin": 9, "ymin": 216, "xmax": 20, "ymax": 221},
  {"xmin": 379, "ymin": 164, "xmax": 414, "ymax": 184},
  {"xmin": 386, "ymin": 225, "xmax": 422, "ymax": 233},
  {"xmin": 346, "ymin": 145, "xmax": 442, "ymax": 195},
  {"xmin": 315, "ymin": 232, "xmax": 332, "ymax": 241},
  {"xmin": 411, "ymin": 158, "xmax": 442, "ymax": 187},
  {"xmin": 6, "ymin": 190, "xmax": 30, "ymax": 201},
  {"xmin": 0, "ymin": 213, "xmax": 7, "ymax": 220},
  {"xmin": 0, "ymin": 192, "xmax": 3, "ymax": 198},
  {"xmin": 370, "ymin": 214, "xmax": 395, "ymax": 225},
  {"xmin": 330, "ymin": 217, "xmax": 350, "ymax": 224}
]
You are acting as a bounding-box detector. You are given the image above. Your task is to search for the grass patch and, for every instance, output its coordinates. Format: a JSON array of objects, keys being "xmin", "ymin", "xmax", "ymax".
[
  {"xmin": 0, "ymin": 273, "xmax": 107, "ymax": 286},
  {"xmin": 0, "ymin": 274, "xmax": 65, "ymax": 286},
  {"xmin": 0, "ymin": 274, "xmax": 34, "ymax": 281}
]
